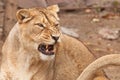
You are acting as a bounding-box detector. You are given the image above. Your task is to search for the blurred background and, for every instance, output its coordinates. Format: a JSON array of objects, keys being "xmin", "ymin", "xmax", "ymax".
[{"xmin": 0, "ymin": 0, "xmax": 120, "ymax": 80}]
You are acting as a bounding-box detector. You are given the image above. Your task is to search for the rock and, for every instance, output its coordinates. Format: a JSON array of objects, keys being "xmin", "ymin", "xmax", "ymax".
[
  {"xmin": 85, "ymin": 8, "xmax": 92, "ymax": 13},
  {"xmin": 98, "ymin": 28, "xmax": 120, "ymax": 40},
  {"xmin": 92, "ymin": 18, "xmax": 100, "ymax": 22},
  {"xmin": 86, "ymin": 0, "xmax": 120, "ymax": 8},
  {"xmin": 61, "ymin": 27, "xmax": 79, "ymax": 38},
  {"xmin": 99, "ymin": 11, "xmax": 119, "ymax": 19}
]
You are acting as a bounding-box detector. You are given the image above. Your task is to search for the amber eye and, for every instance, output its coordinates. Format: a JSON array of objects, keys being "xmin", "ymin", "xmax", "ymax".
[{"xmin": 35, "ymin": 23, "xmax": 44, "ymax": 28}]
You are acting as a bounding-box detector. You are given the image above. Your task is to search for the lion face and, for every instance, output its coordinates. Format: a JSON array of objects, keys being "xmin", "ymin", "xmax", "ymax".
[{"xmin": 16, "ymin": 5, "xmax": 61, "ymax": 60}]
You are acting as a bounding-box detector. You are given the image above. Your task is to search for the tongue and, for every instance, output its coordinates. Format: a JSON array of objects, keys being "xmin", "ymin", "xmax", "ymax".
[
  {"xmin": 48, "ymin": 45, "xmax": 54, "ymax": 51},
  {"xmin": 45, "ymin": 45, "xmax": 54, "ymax": 55}
]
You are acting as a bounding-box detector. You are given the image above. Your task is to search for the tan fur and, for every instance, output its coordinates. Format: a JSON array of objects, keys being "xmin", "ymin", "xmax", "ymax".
[
  {"xmin": 77, "ymin": 54, "xmax": 120, "ymax": 80},
  {"xmin": 0, "ymin": 5, "xmax": 108, "ymax": 80}
]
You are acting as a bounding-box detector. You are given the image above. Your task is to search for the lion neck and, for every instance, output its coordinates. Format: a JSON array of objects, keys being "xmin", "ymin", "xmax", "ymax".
[
  {"xmin": 14, "ymin": 49, "xmax": 55, "ymax": 80},
  {"xmin": 2, "ymin": 23, "xmax": 55, "ymax": 80}
]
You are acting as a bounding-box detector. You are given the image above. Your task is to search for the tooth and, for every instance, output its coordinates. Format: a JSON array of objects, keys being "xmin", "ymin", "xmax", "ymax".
[{"xmin": 46, "ymin": 49, "xmax": 48, "ymax": 52}]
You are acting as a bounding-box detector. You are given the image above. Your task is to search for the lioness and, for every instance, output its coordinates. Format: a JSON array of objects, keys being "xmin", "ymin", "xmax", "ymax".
[
  {"xmin": 0, "ymin": 5, "xmax": 108, "ymax": 80},
  {"xmin": 77, "ymin": 54, "xmax": 120, "ymax": 80}
]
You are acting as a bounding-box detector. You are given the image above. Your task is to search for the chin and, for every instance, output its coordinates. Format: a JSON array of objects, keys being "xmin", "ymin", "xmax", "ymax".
[{"xmin": 39, "ymin": 52, "xmax": 55, "ymax": 61}]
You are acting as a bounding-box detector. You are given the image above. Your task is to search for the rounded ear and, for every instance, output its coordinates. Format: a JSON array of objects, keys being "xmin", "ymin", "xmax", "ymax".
[
  {"xmin": 16, "ymin": 9, "xmax": 32, "ymax": 23},
  {"xmin": 47, "ymin": 5, "xmax": 60, "ymax": 20},
  {"xmin": 47, "ymin": 5, "xmax": 59, "ymax": 13}
]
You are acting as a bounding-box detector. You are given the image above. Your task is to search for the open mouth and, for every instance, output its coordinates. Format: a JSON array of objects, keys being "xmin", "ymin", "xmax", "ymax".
[{"xmin": 38, "ymin": 44, "xmax": 55, "ymax": 55}]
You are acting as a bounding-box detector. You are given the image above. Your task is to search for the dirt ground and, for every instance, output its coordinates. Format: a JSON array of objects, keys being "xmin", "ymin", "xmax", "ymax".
[{"xmin": 0, "ymin": 9, "xmax": 120, "ymax": 80}]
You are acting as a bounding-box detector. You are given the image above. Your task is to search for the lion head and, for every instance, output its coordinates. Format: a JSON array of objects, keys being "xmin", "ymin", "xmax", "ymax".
[{"xmin": 16, "ymin": 5, "xmax": 61, "ymax": 60}]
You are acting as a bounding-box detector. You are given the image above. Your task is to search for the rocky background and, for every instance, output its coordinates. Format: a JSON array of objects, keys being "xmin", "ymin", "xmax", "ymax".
[{"xmin": 0, "ymin": 0, "xmax": 120, "ymax": 80}]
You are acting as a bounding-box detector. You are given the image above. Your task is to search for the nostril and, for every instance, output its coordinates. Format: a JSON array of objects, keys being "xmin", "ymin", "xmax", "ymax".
[{"xmin": 52, "ymin": 36, "xmax": 59, "ymax": 41}]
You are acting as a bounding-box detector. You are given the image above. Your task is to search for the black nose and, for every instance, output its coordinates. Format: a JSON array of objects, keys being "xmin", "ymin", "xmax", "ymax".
[{"xmin": 52, "ymin": 36, "xmax": 59, "ymax": 42}]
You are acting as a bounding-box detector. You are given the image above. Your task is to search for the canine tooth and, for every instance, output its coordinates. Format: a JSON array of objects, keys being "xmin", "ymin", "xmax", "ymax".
[
  {"xmin": 46, "ymin": 45, "xmax": 48, "ymax": 49},
  {"xmin": 46, "ymin": 49, "xmax": 48, "ymax": 52}
]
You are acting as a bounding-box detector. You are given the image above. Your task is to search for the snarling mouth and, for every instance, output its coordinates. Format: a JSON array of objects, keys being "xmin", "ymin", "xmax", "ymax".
[{"xmin": 38, "ymin": 44, "xmax": 55, "ymax": 55}]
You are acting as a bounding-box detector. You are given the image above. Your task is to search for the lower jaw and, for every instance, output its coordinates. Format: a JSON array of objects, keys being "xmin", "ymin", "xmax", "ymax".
[
  {"xmin": 41, "ymin": 51, "xmax": 55, "ymax": 55},
  {"xmin": 39, "ymin": 53, "xmax": 55, "ymax": 61}
]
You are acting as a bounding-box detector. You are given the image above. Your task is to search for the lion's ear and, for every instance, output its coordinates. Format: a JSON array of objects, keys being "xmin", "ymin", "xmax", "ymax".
[
  {"xmin": 47, "ymin": 5, "xmax": 60, "ymax": 20},
  {"xmin": 47, "ymin": 5, "xmax": 59, "ymax": 13},
  {"xmin": 16, "ymin": 9, "xmax": 32, "ymax": 23}
]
